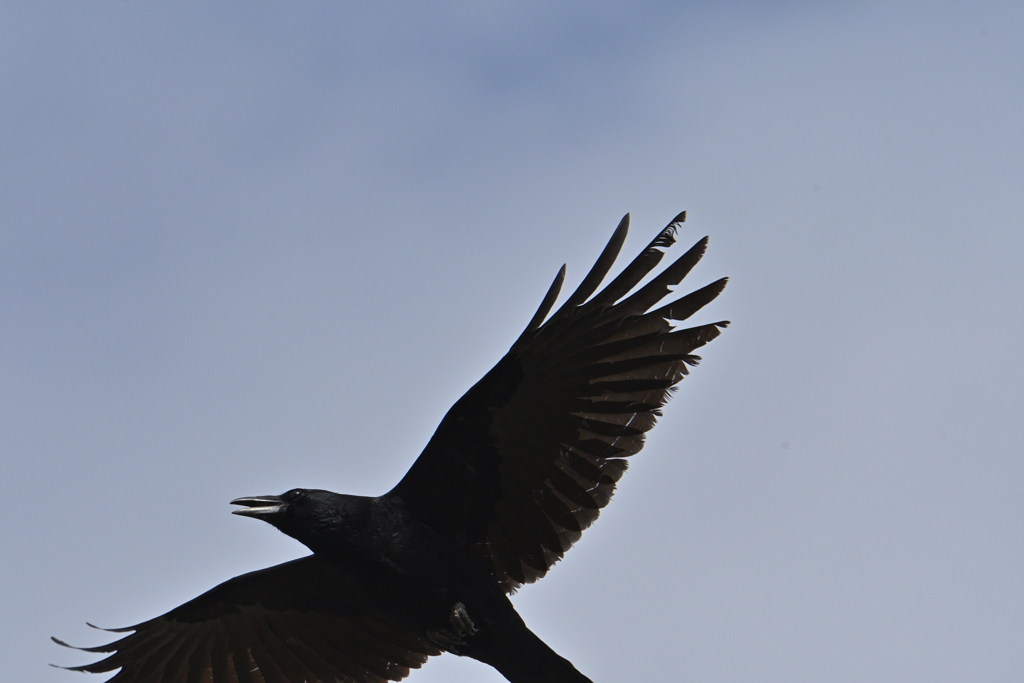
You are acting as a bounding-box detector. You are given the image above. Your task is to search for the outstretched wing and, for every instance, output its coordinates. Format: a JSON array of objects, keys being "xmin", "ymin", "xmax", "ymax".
[
  {"xmin": 54, "ymin": 556, "xmax": 441, "ymax": 683},
  {"xmin": 388, "ymin": 212, "xmax": 729, "ymax": 592}
]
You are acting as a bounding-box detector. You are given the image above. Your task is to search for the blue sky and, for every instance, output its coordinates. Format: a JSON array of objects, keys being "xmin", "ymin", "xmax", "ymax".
[{"xmin": 3, "ymin": 3, "xmax": 1023, "ymax": 681}]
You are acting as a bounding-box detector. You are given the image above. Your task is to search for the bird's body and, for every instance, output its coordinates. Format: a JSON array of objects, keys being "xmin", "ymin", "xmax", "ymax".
[
  {"xmin": 56, "ymin": 212, "xmax": 728, "ymax": 683},
  {"xmin": 237, "ymin": 491, "xmax": 589, "ymax": 682},
  {"xmin": 274, "ymin": 492, "xmax": 514, "ymax": 642}
]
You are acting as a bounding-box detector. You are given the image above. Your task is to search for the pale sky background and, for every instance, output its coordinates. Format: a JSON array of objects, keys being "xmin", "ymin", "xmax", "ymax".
[{"xmin": 2, "ymin": 3, "xmax": 1022, "ymax": 682}]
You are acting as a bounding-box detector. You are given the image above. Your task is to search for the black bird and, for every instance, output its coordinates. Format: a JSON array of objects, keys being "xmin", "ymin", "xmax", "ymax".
[{"xmin": 55, "ymin": 212, "xmax": 728, "ymax": 683}]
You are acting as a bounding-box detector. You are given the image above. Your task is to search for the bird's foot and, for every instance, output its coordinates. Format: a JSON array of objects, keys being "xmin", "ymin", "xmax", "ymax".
[
  {"xmin": 449, "ymin": 601, "xmax": 478, "ymax": 638},
  {"xmin": 427, "ymin": 602, "xmax": 478, "ymax": 654}
]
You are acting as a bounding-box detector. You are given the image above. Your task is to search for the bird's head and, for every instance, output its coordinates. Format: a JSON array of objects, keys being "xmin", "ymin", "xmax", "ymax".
[{"xmin": 230, "ymin": 488, "xmax": 351, "ymax": 548}]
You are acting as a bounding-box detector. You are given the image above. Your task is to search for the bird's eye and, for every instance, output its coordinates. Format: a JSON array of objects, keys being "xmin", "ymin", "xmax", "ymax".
[{"xmin": 286, "ymin": 488, "xmax": 307, "ymax": 501}]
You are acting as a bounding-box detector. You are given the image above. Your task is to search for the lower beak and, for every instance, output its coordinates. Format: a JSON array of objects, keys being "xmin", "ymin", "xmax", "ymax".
[{"xmin": 230, "ymin": 495, "xmax": 287, "ymax": 519}]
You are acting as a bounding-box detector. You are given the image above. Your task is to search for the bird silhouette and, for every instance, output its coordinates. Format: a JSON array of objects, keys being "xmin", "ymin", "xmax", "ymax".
[{"xmin": 55, "ymin": 211, "xmax": 728, "ymax": 683}]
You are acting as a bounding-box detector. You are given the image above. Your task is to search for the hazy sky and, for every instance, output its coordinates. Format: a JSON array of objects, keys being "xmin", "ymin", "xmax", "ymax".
[{"xmin": 3, "ymin": 3, "xmax": 1022, "ymax": 682}]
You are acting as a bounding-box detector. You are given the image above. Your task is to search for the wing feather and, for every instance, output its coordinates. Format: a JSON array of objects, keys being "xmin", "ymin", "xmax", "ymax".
[
  {"xmin": 516, "ymin": 265, "xmax": 565, "ymax": 341},
  {"xmin": 580, "ymin": 211, "xmax": 686, "ymax": 312},
  {"xmin": 552, "ymin": 213, "xmax": 630, "ymax": 314},
  {"xmin": 54, "ymin": 557, "xmax": 439, "ymax": 683}
]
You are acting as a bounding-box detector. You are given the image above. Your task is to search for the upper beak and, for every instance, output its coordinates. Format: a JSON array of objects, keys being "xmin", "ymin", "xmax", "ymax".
[{"xmin": 230, "ymin": 495, "xmax": 287, "ymax": 519}]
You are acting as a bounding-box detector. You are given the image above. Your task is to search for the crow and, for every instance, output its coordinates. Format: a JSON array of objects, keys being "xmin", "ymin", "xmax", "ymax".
[{"xmin": 55, "ymin": 211, "xmax": 728, "ymax": 683}]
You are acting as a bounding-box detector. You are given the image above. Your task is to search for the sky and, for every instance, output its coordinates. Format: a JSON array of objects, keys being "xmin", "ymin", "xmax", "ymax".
[{"xmin": 2, "ymin": 2, "xmax": 1023, "ymax": 682}]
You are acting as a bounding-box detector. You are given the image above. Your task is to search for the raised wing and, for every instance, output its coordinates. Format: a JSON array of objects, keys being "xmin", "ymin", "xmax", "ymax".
[
  {"xmin": 389, "ymin": 212, "xmax": 728, "ymax": 592},
  {"xmin": 54, "ymin": 556, "xmax": 441, "ymax": 683}
]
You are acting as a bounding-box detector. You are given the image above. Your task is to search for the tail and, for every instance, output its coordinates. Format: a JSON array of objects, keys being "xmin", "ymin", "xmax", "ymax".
[{"xmin": 486, "ymin": 625, "xmax": 593, "ymax": 683}]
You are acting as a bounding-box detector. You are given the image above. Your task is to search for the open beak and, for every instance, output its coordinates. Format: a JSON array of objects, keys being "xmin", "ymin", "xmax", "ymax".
[{"xmin": 230, "ymin": 495, "xmax": 287, "ymax": 519}]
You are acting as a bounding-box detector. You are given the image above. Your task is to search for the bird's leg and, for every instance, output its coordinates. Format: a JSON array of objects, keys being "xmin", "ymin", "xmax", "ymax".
[{"xmin": 426, "ymin": 601, "xmax": 478, "ymax": 653}]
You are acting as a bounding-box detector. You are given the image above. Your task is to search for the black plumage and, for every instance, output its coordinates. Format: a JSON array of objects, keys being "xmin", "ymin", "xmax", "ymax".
[{"xmin": 55, "ymin": 211, "xmax": 729, "ymax": 683}]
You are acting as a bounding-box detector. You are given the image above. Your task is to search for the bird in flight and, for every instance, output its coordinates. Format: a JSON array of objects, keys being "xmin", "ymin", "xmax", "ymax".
[{"xmin": 55, "ymin": 211, "xmax": 728, "ymax": 683}]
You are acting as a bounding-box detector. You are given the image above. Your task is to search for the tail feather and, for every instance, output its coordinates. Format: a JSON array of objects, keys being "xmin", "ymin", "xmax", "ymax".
[{"xmin": 487, "ymin": 625, "xmax": 593, "ymax": 683}]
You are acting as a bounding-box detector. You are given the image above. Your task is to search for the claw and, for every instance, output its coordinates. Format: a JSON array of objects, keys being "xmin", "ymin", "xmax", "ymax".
[
  {"xmin": 450, "ymin": 602, "xmax": 478, "ymax": 638},
  {"xmin": 426, "ymin": 602, "xmax": 479, "ymax": 653}
]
